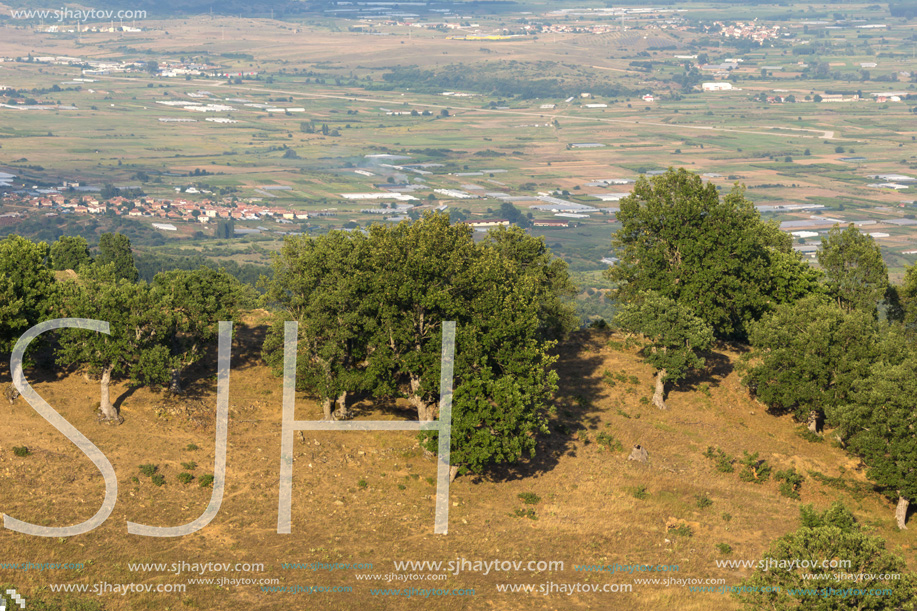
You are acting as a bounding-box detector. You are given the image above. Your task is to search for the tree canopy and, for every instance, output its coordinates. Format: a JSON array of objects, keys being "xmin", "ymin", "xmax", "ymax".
[
  {"xmin": 606, "ymin": 168, "xmax": 819, "ymax": 340},
  {"xmin": 97, "ymin": 232, "xmax": 139, "ymax": 282},
  {"xmin": 49, "ymin": 235, "xmax": 93, "ymax": 271},
  {"xmin": 816, "ymin": 223, "xmax": 888, "ymax": 315},
  {"xmin": 0, "ymin": 235, "xmax": 57, "ymax": 354},
  {"xmin": 614, "ymin": 291, "xmax": 714, "ymax": 409},
  {"xmin": 263, "ymin": 213, "xmax": 569, "ymax": 478}
]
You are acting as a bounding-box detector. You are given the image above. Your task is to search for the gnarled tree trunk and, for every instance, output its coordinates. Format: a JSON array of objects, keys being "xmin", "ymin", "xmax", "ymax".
[
  {"xmin": 409, "ymin": 374, "xmax": 437, "ymax": 421},
  {"xmin": 652, "ymin": 369, "xmax": 668, "ymax": 410},
  {"xmin": 321, "ymin": 397, "xmax": 333, "ymax": 421},
  {"xmin": 449, "ymin": 465, "xmax": 459, "ymax": 483},
  {"xmin": 99, "ymin": 365, "xmax": 119, "ymax": 421},
  {"xmin": 896, "ymin": 496, "xmax": 909, "ymax": 530},
  {"xmin": 332, "ymin": 391, "xmax": 351, "ymax": 420},
  {"xmin": 807, "ymin": 410, "xmax": 820, "ymax": 433},
  {"xmin": 169, "ymin": 367, "xmax": 183, "ymax": 394}
]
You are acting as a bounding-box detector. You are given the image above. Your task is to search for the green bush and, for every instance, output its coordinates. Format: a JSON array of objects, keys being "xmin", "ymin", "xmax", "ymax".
[
  {"xmin": 518, "ymin": 492, "xmax": 541, "ymax": 505},
  {"xmin": 185, "ymin": 443, "xmax": 199, "ymax": 451},
  {"xmin": 151, "ymin": 474, "xmax": 165, "ymax": 487},
  {"xmin": 596, "ymin": 432, "xmax": 624, "ymax": 452},
  {"xmin": 139, "ymin": 464, "xmax": 158, "ymax": 477},
  {"xmin": 738, "ymin": 452, "xmax": 771, "ymax": 484},
  {"xmin": 357, "ymin": 479, "xmax": 368, "ymax": 489},
  {"xmin": 669, "ymin": 524, "xmax": 693, "ymax": 537},
  {"xmin": 12, "ymin": 446, "xmax": 30, "ymax": 457},
  {"xmin": 181, "ymin": 461, "xmax": 197, "ymax": 471},
  {"xmin": 696, "ymin": 493, "xmax": 713, "ymax": 509},
  {"xmin": 199, "ymin": 474, "xmax": 215, "ymax": 488},
  {"xmin": 628, "ymin": 485, "xmax": 649, "ymax": 500},
  {"xmin": 513, "ymin": 508, "xmax": 537, "ymax": 520},
  {"xmin": 716, "ymin": 542, "xmax": 733, "ymax": 555},
  {"xmin": 775, "ymin": 468, "xmax": 805, "ymax": 500},
  {"xmin": 703, "ymin": 446, "xmax": 735, "ymax": 473},
  {"xmin": 177, "ymin": 472, "xmax": 194, "ymax": 485}
]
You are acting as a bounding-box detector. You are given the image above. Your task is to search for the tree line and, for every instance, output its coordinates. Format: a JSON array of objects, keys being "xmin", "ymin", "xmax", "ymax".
[
  {"xmin": 605, "ymin": 168, "xmax": 917, "ymax": 530},
  {"xmin": 0, "ymin": 232, "xmax": 254, "ymax": 421}
]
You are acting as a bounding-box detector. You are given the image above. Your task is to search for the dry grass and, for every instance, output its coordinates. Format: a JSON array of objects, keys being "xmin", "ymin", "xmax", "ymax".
[{"xmin": 0, "ymin": 320, "xmax": 913, "ymax": 610}]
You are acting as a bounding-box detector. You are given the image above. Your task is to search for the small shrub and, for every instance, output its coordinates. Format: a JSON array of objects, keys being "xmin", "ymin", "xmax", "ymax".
[
  {"xmin": 738, "ymin": 451, "xmax": 772, "ymax": 483},
  {"xmin": 698, "ymin": 383, "xmax": 711, "ymax": 397},
  {"xmin": 425, "ymin": 476, "xmax": 435, "ymax": 486},
  {"xmin": 596, "ymin": 432, "xmax": 624, "ymax": 452},
  {"xmin": 199, "ymin": 474, "xmax": 215, "ymax": 488},
  {"xmin": 357, "ymin": 479, "xmax": 368, "ymax": 489},
  {"xmin": 601, "ymin": 369, "xmax": 617, "ymax": 388},
  {"xmin": 628, "ymin": 485, "xmax": 649, "ymax": 500},
  {"xmin": 669, "ymin": 524, "xmax": 693, "ymax": 537},
  {"xmin": 185, "ymin": 443, "xmax": 199, "ymax": 451},
  {"xmin": 722, "ymin": 512, "xmax": 732, "ymax": 522},
  {"xmin": 628, "ymin": 375, "xmax": 639, "ymax": 385},
  {"xmin": 139, "ymin": 464, "xmax": 158, "ymax": 477},
  {"xmin": 181, "ymin": 461, "xmax": 197, "ymax": 471},
  {"xmin": 12, "ymin": 446, "xmax": 30, "ymax": 457},
  {"xmin": 177, "ymin": 472, "xmax": 194, "ymax": 485},
  {"xmin": 397, "ymin": 484, "xmax": 406, "ymax": 490},
  {"xmin": 695, "ymin": 493, "xmax": 713, "ymax": 509},
  {"xmin": 639, "ymin": 396, "xmax": 650, "ymax": 405},
  {"xmin": 776, "ymin": 468, "xmax": 805, "ymax": 500},
  {"xmin": 151, "ymin": 474, "xmax": 166, "ymax": 487},
  {"xmin": 716, "ymin": 542, "xmax": 733, "ymax": 555},
  {"xmin": 795, "ymin": 426, "xmax": 823, "ymax": 444},
  {"xmin": 130, "ymin": 476, "xmax": 140, "ymax": 484},
  {"xmin": 703, "ymin": 447, "xmax": 734, "ymax": 473},
  {"xmin": 518, "ymin": 492, "xmax": 541, "ymax": 505},
  {"xmin": 513, "ymin": 508, "xmax": 537, "ymax": 520}
]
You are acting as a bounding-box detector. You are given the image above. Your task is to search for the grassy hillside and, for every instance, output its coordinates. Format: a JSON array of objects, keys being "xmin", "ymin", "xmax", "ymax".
[{"xmin": 0, "ymin": 312, "xmax": 912, "ymax": 610}]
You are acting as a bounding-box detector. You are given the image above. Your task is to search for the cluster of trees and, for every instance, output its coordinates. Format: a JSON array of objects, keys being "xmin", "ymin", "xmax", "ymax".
[
  {"xmin": 262, "ymin": 214, "xmax": 577, "ymax": 480},
  {"xmin": 605, "ymin": 169, "xmax": 917, "ymax": 529},
  {"xmin": 0, "ymin": 233, "xmax": 254, "ymax": 422}
]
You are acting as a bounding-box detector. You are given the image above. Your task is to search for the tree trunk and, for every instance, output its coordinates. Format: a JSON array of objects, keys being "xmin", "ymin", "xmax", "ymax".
[
  {"xmin": 652, "ymin": 369, "xmax": 668, "ymax": 410},
  {"xmin": 807, "ymin": 410, "xmax": 820, "ymax": 433},
  {"xmin": 99, "ymin": 365, "xmax": 119, "ymax": 421},
  {"xmin": 409, "ymin": 374, "xmax": 436, "ymax": 421},
  {"xmin": 321, "ymin": 397, "xmax": 333, "ymax": 421},
  {"xmin": 169, "ymin": 367, "xmax": 183, "ymax": 394},
  {"xmin": 449, "ymin": 465, "xmax": 459, "ymax": 483},
  {"xmin": 896, "ymin": 496, "xmax": 909, "ymax": 530}
]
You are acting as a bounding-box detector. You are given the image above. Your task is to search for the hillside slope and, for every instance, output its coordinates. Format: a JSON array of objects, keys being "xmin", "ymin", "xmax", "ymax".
[{"xmin": 0, "ymin": 314, "xmax": 912, "ymax": 610}]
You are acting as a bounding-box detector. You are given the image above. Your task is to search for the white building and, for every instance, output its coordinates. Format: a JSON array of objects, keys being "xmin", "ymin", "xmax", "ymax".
[{"xmin": 702, "ymin": 82, "xmax": 733, "ymax": 91}]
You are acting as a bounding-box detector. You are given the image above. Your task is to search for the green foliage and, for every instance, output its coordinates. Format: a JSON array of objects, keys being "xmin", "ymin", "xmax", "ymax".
[
  {"xmin": 199, "ymin": 474, "xmax": 214, "ymax": 488},
  {"xmin": 0, "ymin": 235, "xmax": 57, "ymax": 354},
  {"xmin": 735, "ymin": 503, "xmax": 917, "ymax": 610},
  {"xmin": 817, "ymin": 224, "xmax": 888, "ymax": 315},
  {"xmin": 181, "ymin": 461, "xmax": 197, "ymax": 471},
  {"xmin": 742, "ymin": 296, "xmax": 877, "ymax": 424},
  {"xmin": 606, "ymin": 168, "xmax": 821, "ymax": 340},
  {"xmin": 775, "ymin": 468, "xmax": 805, "ymax": 500},
  {"xmin": 12, "ymin": 446, "xmax": 30, "ymax": 457},
  {"xmin": 139, "ymin": 464, "xmax": 158, "ymax": 477},
  {"xmin": 738, "ymin": 451, "xmax": 772, "ymax": 484},
  {"xmin": 97, "ymin": 232, "xmax": 139, "ymax": 282},
  {"xmin": 595, "ymin": 431, "xmax": 624, "ymax": 452},
  {"xmin": 628, "ymin": 485, "xmax": 649, "ymax": 499},
  {"xmin": 614, "ymin": 290, "xmax": 714, "ymax": 385},
  {"xmin": 695, "ymin": 493, "xmax": 713, "ymax": 509},
  {"xmin": 795, "ymin": 426, "xmax": 824, "ymax": 443},
  {"xmin": 151, "ymin": 474, "xmax": 166, "ymax": 487},
  {"xmin": 669, "ymin": 524, "xmax": 693, "ymax": 537},
  {"xmin": 703, "ymin": 446, "xmax": 735, "ymax": 473},
  {"xmin": 512, "ymin": 508, "xmax": 538, "ymax": 520},
  {"xmin": 716, "ymin": 542, "xmax": 733, "ymax": 555},
  {"xmin": 50, "ymin": 235, "xmax": 92, "ymax": 271},
  {"xmin": 185, "ymin": 443, "xmax": 199, "ymax": 451},
  {"xmin": 357, "ymin": 479, "xmax": 368, "ymax": 489},
  {"xmin": 263, "ymin": 214, "xmax": 569, "ymax": 478},
  {"xmin": 177, "ymin": 472, "xmax": 194, "ymax": 485},
  {"xmin": 518, "ymin": 492, "xmax": 541, "ymax": 505},
  {"xmin": 844, "ymin": 344, "xmax": 917, "ymax": 503}
]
